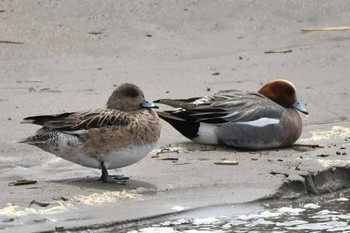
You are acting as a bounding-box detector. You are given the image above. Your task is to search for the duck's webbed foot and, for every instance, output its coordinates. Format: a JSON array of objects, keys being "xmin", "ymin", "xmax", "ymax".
[{"xmin": 99, "ymin": 161, "xmax": 129, "ymax": 184}]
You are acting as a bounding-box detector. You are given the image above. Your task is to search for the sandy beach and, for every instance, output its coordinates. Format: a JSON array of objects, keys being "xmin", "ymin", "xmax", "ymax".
[{"xmin": 0, "ymin": 0, "xmax": 350, "ymax": 232}]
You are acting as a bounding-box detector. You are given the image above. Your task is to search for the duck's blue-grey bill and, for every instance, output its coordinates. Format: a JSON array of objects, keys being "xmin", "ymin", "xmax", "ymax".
[
  {"xmin": 292, "ymin": 101, "xmax": 308, "ymax": 115},
  {"xmin": 141, "ymin": 100, "xmax": 159, "ymax": 109}
]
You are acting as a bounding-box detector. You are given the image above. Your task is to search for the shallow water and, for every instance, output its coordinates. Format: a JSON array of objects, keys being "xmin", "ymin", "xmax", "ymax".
[{"xmin": 119, "ymin": 189, "xmax": 350, "ymax": 233}]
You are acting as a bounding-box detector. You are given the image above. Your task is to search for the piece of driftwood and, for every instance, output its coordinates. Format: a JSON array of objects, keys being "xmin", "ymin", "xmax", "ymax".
[
  {"xmin": 264, "ymin": 49, "xmax": 293, "ymax": 54},
  {"xmin": 214, "ymin": 160, "xmax": 238, "ymax": 165},
  {"xmin": 8, "ymin": 179, "xmax": 37, "ymax": 186},
  {"xmin": 29, "ymin": 200, "xmax": 50, "ymax": 208},
  {"xmin": 301, "ymin": 26, "xmax": 350, "ymax": 32}
]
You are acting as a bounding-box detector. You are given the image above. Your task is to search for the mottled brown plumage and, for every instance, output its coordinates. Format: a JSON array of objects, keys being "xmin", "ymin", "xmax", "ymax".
[{"xmin": 20, "ymin": 83, "xmax": 160, "ymax": 183}]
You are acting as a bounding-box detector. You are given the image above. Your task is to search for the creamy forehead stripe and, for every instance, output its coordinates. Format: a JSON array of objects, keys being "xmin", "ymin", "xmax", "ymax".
[{"xmin": 235, "ymin": 118, "xmax": 280, "ymax": 127}]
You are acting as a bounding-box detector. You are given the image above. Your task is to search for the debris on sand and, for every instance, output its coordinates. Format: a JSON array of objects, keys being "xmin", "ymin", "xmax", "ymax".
[
  {"xmin": 293, "ymin": 143, "xmax": 323, "ymax": 148},
  {"xmin": 214, "ymin": 160, "xmax": 238, "ymax": 165},
  {"xmin": 8, "ymin": 179, "xmax": 37, "ymax": 186},
  {"xmin": 25, "ymin": 79, "xmax": 42, "ymax": 83},
  {"xmin": 29, "ymin": 200, "xmax": 50, "ymax": 208},
  {"xmin": 264, "ymin": 49, "xmax": 293, "ymax": 54},
  {"xmin": 161, "ymin": 157, "xmax": 179, "ymax": 161},
  {"xmin": 0, "ymin": 40, "xmax": 24, "ymax": 44},
  {"xmin": 301, "ymin": 26, "xmax": 350, "ymax": 32}
]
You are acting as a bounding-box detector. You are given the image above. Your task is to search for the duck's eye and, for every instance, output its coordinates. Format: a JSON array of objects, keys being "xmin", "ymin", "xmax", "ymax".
[{"xmin": 284, "ymin": 88, "xmax": 294, "ymax": 96}]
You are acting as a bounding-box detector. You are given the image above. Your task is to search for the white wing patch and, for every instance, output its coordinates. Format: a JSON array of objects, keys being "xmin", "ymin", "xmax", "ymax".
[
  {"xmin": 193, "ymin": 123, "xmax": 219, "ymax": 145},
  {"xmin": 192, "ymin": 97, "xmax": 210, "ymax": 105},
  {"xmin": 235, "ymin": 117, "xmax": 280, "ymax": 127}
]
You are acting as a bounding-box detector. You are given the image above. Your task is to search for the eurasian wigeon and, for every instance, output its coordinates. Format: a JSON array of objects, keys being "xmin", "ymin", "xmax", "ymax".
[
  {"xmin": 20, "ymin": 83, "xmax": 161, "ymax": 183},
  {"xmin": 155, "ymin": 79, "xmax": 308, "ymax": 150}
]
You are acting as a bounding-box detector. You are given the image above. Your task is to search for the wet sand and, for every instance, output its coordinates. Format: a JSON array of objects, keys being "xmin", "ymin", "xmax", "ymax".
[{"xmin": 0, "ymin": 0, "xmax": 350, "ymax": 232}]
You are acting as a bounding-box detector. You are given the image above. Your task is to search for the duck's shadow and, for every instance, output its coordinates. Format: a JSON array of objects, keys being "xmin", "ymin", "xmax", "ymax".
[
  {"xmin": 171, "ymin": 141, "xmax": 317, "ymax": 154},
  {"xmin": 48, "ymin": 176, "xmax": 157, "ymax": 192}
]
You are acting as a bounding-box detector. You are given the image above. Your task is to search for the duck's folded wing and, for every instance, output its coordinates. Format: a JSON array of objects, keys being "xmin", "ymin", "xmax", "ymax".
[
  {"xmin": 161, "ymin": 91, "xmax": 283, "ymax": 124},
  {"xmin": 154, "ymin": 97, "xmax": 202, "ymax": 109},
  {"xmin": 21, "ymin": 109, "xmax": 130, "ymax": 131},
  {"xmin": 172, "ymin": 107, "xmax": 228, "ymax": 124}
]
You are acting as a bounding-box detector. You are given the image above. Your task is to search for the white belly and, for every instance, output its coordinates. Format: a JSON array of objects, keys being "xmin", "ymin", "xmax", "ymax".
[
  {"xmin": 98, "ymin": 143, "xmax": 156, "ymax": 169},
  {"xmin": 39, "ymin": 132, "xmax": 156, "ymax": 169}
]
